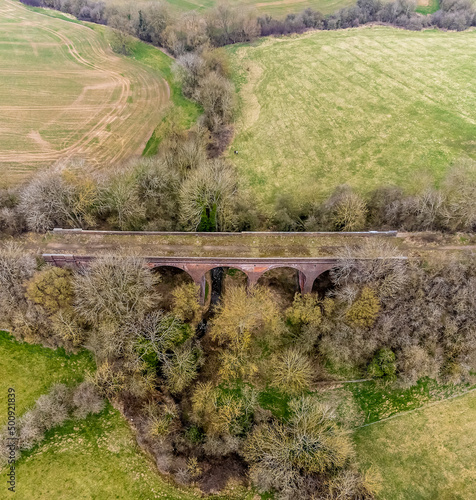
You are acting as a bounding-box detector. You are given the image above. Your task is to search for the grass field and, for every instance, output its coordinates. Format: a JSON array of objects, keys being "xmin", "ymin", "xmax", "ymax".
[
  {"xmin": 228, "ymin": 28, "xmax": 476, "ymax": 209},
  {"xmin": 354, "ymin": 391, "xmax": 476, "ymax": 499},
  {"xmin": 105, "ymin": 0, "xmax": 356, "ymax": 17},
  {"xmin": 0, "ymin": 0, "xmax": 173, "ymax": 186}
]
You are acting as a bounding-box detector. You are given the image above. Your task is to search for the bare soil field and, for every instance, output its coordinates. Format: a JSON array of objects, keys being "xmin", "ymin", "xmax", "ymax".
[{"xmin": 0, "ymin": 0, "xmax": 170, "ymax": 186}]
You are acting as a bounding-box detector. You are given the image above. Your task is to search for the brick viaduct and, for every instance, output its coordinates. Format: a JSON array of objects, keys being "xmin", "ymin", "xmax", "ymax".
[
  {"xmin": 42, "ymin": 229, "xmax": 399, "ymax": 304},
  {"xmin": 42, "ymin": 254, "xmax": 340, "ymax": 304}
]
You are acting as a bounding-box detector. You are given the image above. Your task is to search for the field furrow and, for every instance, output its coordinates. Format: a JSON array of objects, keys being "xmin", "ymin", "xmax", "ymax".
[{"xmin": 0, "ymin": 0, "xmax": 170, "ymax": 185}]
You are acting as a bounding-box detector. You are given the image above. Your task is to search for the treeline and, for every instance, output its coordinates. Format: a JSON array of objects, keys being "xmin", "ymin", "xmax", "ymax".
[
  {"xmin": 272, "ymin": 158, "xmax": 476, "ymax": 232},
  {"xmin": 1, "ymin": 156, "xmax": 476, "ymax": 234},
  {"xmin": 1, "ymin": 240, "xmax": 475, "ymax": 497},
  {"xmin": 21, "ymin": 0, "xmax": 476, "ymax": 56}
]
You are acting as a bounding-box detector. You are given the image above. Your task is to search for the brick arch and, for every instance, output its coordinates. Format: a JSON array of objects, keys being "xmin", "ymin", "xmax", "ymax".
[
  {"xmin": 149, "ymin": 264, "xmax": 196, "ymax": 286},
  {"xmin": 148, "ymin": 263, "xmax": 197, "ymax": 284}
]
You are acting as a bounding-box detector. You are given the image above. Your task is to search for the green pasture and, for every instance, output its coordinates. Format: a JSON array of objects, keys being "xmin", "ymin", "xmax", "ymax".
[
  {"xmin": 228, "ymin": 28, "xmax": 476, "ymax": 209},
  {"xmin": 354, "ymin": 391, "xmax": 476, "ymax": 499},
  {"xmin": 105, "ymin": 0, "xmax": 356, "ymax": 17},
  {"xmin": 0, "ymin": 331, "xmax": 94, "ymax": 425}
]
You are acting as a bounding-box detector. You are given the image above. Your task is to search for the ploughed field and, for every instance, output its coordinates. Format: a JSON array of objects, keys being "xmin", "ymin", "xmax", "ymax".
[
  {"xmin": 0, "ymin": 0, "xmax": 170, "ymax": 186},
  {"xmin": 228, "ymin": 28, "xmax": 476, "ymax": 209}
]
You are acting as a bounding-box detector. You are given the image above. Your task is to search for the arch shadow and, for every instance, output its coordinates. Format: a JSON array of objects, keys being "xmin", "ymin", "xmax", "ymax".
[
  {"xmin": 152, "ymin": 265, "xmax": 195, "ymax": 309},
  {"xmin": 311, "ymin": 269, "xmax": 335, "ymax": 298},
  {"xmin": 257, "ymin": 267, "xmax": 300, "ymax": 304}
]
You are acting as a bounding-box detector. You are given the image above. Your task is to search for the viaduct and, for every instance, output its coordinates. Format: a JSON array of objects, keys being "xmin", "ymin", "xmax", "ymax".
[
  {"xmin": 41, "ymin": 229, "xmax": 399, "ymax": 304},
  {"xmin": 42, "ymin": 254, "xmax": 339, "ymax": 304}
]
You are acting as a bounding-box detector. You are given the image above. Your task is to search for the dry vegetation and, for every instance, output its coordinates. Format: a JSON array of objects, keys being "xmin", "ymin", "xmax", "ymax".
[
  {"xmin": 2, "ymin": 239, "xmax": 476, "ymax": 498},
  {"xmin": 0, "ymin": 0, "xmax": 169, "ymax": 186}
]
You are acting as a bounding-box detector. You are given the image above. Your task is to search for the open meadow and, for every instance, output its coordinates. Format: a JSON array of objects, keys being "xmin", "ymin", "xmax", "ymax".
[
  {"xmin": 354, "ymin": 391, "xmax": 476, "ymax": 499},
  {"xmin": 0, "ymin": 0, "xmax": 171, "ymax": 186},
  {"xmin": 104, "ymin": 0, "xmax": 356, "ymax": 17},
  {"xmin": 228, "ymin": 28, "xmax": 476, "ymax": 209}
]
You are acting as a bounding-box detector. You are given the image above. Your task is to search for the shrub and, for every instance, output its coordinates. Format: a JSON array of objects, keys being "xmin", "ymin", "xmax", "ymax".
[
  {"xmin": 71, "ymin": 381, "xmax": 105, "ymax": 419},
  {"xmin": 191, "ymin": 383, "xmax": 254, "ymax": 440},
  {"xmin": 87, "ymin": 361, "xmax": 126, "ymax": 398},
  {"xmin": 26, "ymin": 267, "xmax": 74, "ymax": 314},
  {"xmin": 18, "ymin": 384, "xmax": 71, "ymax": 450},
  {"xmin": 271, "ymin": 348, "xmax": 313, "ymax": 395},
  {"xmin": 367, "ymin": 348, "xmax": 397, "ymax": 379},
  {"xmin": 147, "ymin": 401, "xmax": 180, "ymax": 440},
  {"xmin": 186, "ymin": 457, "xmax": 202, "ymax": 479},
  {"xmin": 327, "ymin": 467, "xmax": 379, "ymax": 499},
  {"xmin": 345, "ymin": 287, "xmax": 381, "ymax": 329}
]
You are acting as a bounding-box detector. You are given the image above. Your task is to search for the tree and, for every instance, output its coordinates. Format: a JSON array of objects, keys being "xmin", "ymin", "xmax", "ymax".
[
  {"xmin": 367, "ymin": 348, "xmax": 396, "ymax": 379},
  {"xmin": 270, "ymin": 348, "xmax": 313, "ymax": 395},
  {"xmin": 333, "ymin": 238, "xmax": 407, "ymax": 298},
  {"xmin": 179, "ymin": 159, "xmax": 237, "ymax": 231},
  {"xmin": 108, "ymin": 12, "xmax": 135, "ymax": 55},
  {"xmin": 74, "ymin": 254, "xmax": 160, "ymax": 324},
  {"xmin": 286, "ymin": 293, "xmax": 322, "ymax": 327},
  {"xmin": 96, "ymin": 167, "xmax": 146, "ymax": 230},
  {"xmin": 441, "ymin": 159, "xmax": 476, "ymax": 231},
  {"xmin": 18, "ymin": 160, "xmax": 98, "ymax": 232},
  {"xmin": 196, "ymin": 71, "xmax": 235, "ymax": 132},
  {"xmin": 326, "ymin": 185, "xmax": 367, "ymax": 231},
  {"xmin": 243, "ymin": 396, "xmax": 354, "ymax": 499},
  {"xmin": 0, "ymin": 242, "xmax": 36, "ymax": 305},
  {"xmin": 209, "ymin": 286, "xmax": 283, "ymax": 382},
  {"xmin": 162, "ymin": 340, "xmax": 203, "ymax": 394},
  {"xmin": 134, "ymin": 156, "xmax": 182, "ymax": 230},
  {"xmin": 345, "ymin": 286, "xmax": 380, "ymax": 329},
  {"xmin": 171, "ymin": 283, "xmax": 202, "ymax": 323},
  {"xmin": 26, "ymin": 267, "xmax": 74, "ymax": 315}
]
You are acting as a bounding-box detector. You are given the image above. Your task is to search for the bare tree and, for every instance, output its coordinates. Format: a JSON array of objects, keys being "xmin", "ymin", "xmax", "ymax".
[
  {"xmin": 74, "ymin": 254, "xmax": 160, "ymax": 324},
  {"xmin": 179, "ymin": 159, "xmax": 237, "ymax": 231}
]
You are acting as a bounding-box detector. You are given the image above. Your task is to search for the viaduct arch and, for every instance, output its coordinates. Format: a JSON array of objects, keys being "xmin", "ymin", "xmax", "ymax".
[{"xmin": 42, "ymin": 254, "xmax": 339, "ymax": 304}]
